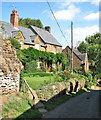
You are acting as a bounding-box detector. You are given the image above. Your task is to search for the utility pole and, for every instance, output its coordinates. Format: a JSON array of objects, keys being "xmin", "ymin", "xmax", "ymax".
[{"xmin": 71, "ymin": 21, "xmax": 73, "ymax": 74}]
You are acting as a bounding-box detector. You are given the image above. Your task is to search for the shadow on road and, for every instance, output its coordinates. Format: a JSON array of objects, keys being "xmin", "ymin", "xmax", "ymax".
[{"xmin": 15, "ymin": 86, "xmax": 88, "ymax": 119}]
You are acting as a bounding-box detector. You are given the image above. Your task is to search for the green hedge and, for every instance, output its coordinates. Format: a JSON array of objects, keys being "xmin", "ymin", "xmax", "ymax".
[{"xmin": 22, "ymin": 72, "xmax": 53, "ymax": 77}]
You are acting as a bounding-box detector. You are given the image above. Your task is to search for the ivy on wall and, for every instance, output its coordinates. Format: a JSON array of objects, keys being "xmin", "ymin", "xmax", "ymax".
[{"xmin": 17, "ymin": 47, "xmax": 67, "ymax": 70}]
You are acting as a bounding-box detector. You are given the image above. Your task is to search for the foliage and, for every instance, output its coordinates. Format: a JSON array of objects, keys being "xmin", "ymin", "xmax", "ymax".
[
  {"xmin": 7, "ymin": 37, "xmax": 21, "ymax": 49},
  {"xmin": 18, "ymin": 18, "xmax": 43, "ymax": 28},
  {"xmin": 73, "ymin": 69, "xmax": 84, "ymax": 75},
  {"xmin": 77, "ymin": 41, "xmax": 87, "ymax": 53},
  {"xmin": 40, "ymin": 61, "xmax": 46, "ymax": 72},
  {"xmin": 54, "ymin": 70, "xmax": 72, "ymax": 82},
  {"xmin": 56, "ymin": 62, "xmax": 59, "ymax": 73},
  {"xmin": 77, "ymin": 32, "xmax": 101, "ymax": 78},
  {"xmin": 84, "ymin": 71, "xmax": 93, "ymax": 88},
  {"xmin": 63, "ymin": 49, "xmax": 71, "ymax": 71},
  {"xmin": 92, "ymin": 76, "xmax": 97, "ymax": 86},
  {"xmin": 24, "ymin": 60, "xmax": 37, "ymax": 73},
  {"xmin": 17, "ymin": 47, "xmax": 66, "ymax": 72},
  {"xmin": 74, "ymin": 68, "xmax": 97, "ymax": 88},
  {"xmin": 22, "ymin": 72, "xmax": 53, "ymax": 77}
]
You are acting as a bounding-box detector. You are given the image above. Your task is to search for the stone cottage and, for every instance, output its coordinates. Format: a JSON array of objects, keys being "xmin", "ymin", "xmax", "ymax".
[
  {"xmin": 62, "ymin": 46, "xmax": 89, "ymax": 72},
  {"xmin": 0, "ymin": 10, "xmax": 62, "ymax": 72},
  {"xmin": 0, "ymin": 10, "xmax": 62, "ymax": 53}
]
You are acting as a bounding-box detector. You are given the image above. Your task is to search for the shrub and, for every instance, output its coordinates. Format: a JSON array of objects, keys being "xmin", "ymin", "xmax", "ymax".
[
  {"xmin": 73, "ymin": 69, "xmax": 84, "ymax": 75},
  {"xmin": 92, "ymin": 76, "xmax": 97, "ymax": 86},
  {"xmin": 7, "ymin": 37, "xmax": 21, "ymax": 49},
  {"xmin": 25, "ymin": 60, "xmax": 37, "ymax": 73},
  {"xmin": 40, "ymin": 62, "xmax": 46, "ymax": 72},
  {"xmin": 84, "ymin": 71, "xmax": 93, "ymax": 88},
  {"xmin": 57, "ymin": 70, "xmax": 71, "ymax": 82},
  {"xmin": 22, "ymin": 72, "xmax": 53, "ymax": 77}
]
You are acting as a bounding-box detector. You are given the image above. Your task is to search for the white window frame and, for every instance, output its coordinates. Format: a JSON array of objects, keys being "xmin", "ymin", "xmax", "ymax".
[{"xmin": 35, "ymin": 44, "xmax": 39, "ymax": 50}]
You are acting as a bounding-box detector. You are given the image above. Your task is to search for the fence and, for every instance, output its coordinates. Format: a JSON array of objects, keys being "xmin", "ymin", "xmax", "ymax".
[{"xmin": 24, "ymin": 79, "xmax": 35, "ymax": 107}]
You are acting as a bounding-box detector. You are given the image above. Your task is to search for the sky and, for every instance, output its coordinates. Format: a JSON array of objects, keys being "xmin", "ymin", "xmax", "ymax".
[{"xmin": 0, "ymin": 0, "xmax": 100, "ymax": 49}]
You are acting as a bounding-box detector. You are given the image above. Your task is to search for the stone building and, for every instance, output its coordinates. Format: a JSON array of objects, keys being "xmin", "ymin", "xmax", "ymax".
[
  {"xmin": 62, "ymin": 46, "xmax": 89, "ymax": 72},
  {"xmin": 0, "ymin": 10, "xmax": 62, "ymax": 54},
  {"xmin": 0, "ymin": 10, "xmax": 62, "ymax": 72}
]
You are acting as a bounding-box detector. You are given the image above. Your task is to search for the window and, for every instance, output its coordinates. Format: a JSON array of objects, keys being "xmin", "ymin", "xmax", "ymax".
[{"xmin": 35, "ymin": 44, "xmax": 39, "ymax": 50}]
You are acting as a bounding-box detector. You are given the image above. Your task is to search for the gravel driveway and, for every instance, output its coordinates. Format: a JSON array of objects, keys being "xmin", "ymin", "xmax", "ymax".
[{"xmin": 43, "ymin": 90, "xmax": 101, "ymax": 118}]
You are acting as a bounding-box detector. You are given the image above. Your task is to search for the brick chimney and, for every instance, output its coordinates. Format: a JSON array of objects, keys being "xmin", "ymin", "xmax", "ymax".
[
  {"xmin": 10, "ymin": 10, "xmax": 19, "ymax": 28},
  {"xmin": 45, "ymin": 26, "xmax": 51, "ymax": 33}
]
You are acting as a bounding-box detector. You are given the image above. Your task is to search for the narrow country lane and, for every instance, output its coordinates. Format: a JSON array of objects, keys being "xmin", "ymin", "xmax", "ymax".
[{"xmin": 43, "ymin": 90, "xmax": 101, "ymax": 118}]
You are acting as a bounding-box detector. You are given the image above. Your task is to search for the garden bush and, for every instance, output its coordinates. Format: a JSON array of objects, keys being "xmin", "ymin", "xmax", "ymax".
[
  {"xmin": 22, "ymin": 72, "xmax": 53, "ymax": 77},
  {"xmin": 7, "ymin": 37, "xmax": 21, "ymax": 49},
  {"xmin": 24, "ymin": 60, "xmax": 37, "ymax": 73}
]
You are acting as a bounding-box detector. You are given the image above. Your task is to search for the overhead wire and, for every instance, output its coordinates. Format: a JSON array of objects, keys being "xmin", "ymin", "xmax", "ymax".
[{"xmin": 46, "ymin": 0, "xmax": 70, "ymax": 45}]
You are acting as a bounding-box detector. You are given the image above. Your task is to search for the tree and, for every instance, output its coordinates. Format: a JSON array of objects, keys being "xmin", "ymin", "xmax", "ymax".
[
  {"xmin": 77, "ymin": 41, "xmax": 87, "ymax": 53},
  {"xmin": 77, "ymin": 32, "xmax": 101, "ymax": 78},
  {"xmin": 18, "ymin": 18, "xmax": 43, "ymax": 28}
]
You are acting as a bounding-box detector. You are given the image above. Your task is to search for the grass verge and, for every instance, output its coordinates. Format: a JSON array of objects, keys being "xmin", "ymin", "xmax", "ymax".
[
  {"xmin": 2, "ymin": 92, "xmax": 42, "ymax": 119},
  {"xmin": 24, "ymin": 76, "xmax": 55, "ymax": 90}
]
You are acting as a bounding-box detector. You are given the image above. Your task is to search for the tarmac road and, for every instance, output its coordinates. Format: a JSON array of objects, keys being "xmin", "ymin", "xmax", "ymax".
[{"xmin": 43, "ymin": 90, "xmax": 101, "ymax": 118}]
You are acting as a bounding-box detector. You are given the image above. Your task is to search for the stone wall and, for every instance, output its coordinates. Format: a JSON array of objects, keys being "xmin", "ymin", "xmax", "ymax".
[
  {"xmin": 36, "ymin": 78, "xmax": 85, "ymax": 101},
  {"xmin": 62, "ymin": 46, "xmax": 82, "ymax": 70},
  {"xmin": 0, "ymin": 38, "xmax": 23, "ymax": 94}
]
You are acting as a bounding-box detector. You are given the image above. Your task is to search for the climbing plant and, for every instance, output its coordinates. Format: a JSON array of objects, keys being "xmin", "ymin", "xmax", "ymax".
[{"xmin": 17, "ymin": 47, "xmax": 67, "ymax": 72}]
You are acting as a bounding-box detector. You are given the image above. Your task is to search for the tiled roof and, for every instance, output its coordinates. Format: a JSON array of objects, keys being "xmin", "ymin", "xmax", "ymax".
[
  {"xmin": 0, "ymin": 21, "xmax": 62, "ymax": 47},
  {"xmin": 30, "ymin": 25, "xmax": 62, "ymax": 47},
  {"xmin": 0, "ymin": 21, "xmax": 35, "ymax": 45},
  {"xmin": 30, "ymin": 35, "xmax": 38, "ymax": 42},
  {"xmin": 62, "ymin": 46, "xmax": 86, "ymax": 63},
  {"xmin": 73, "ymin": 49, "xmax": 86, "ymax": 63}
]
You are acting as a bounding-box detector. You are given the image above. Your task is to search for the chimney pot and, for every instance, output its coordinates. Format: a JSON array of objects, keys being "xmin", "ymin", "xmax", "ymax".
[
  {"xmin": 45, "ymin": 26, "xmax": 51, "ymax": 33},
  {"xmin": 10, "ymin": 10, "xmax": 19, "ymax": 28}
]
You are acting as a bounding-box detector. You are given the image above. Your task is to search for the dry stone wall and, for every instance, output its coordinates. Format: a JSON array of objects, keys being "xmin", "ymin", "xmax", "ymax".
[
  {"xmin": 0, "ymin": 38, "xmax": 23, "ymax": 94},
  {"xmin": 36, "ymin": 78, "xmax": 85, "ymax": 101}
]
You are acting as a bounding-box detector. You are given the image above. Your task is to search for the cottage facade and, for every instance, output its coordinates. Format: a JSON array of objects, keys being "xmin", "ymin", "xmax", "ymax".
[
  {"xmin": 62, "ymin": 46, "xmax": 89, "ymax": 72},
  {"xmin": 0, "ymin": 10, "xmax": 62, "ymax": 54},
  {"xmin": 0, "ymin": 10, "xmax": 63, "ymax": 72}
]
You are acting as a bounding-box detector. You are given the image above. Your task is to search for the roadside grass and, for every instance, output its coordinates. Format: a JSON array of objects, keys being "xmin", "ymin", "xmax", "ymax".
[
  {"xmin": 24, "ymin": 76, "xmax": 55, "ymax": 90},
  {"xmin": 2, "ymin": 86, "xmax": 87, "ymax": 119},
  {"xmin": 2, "ymin": 92, "xmax": 42, "ymax": 119},
  {"xmin": 41, "ymin": 89, "xmax": 87, "ymax": 112}
]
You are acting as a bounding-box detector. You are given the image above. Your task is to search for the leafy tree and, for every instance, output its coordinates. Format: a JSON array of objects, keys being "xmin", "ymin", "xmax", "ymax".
[
  {"xmin": 77, "ymin": 32, "xmax": 101, "ymax": 78},
  {"xmin": 77, "ymin": 41, "xmax": 87, "ymax": 53},
  {"xmin": 18, "ymin": 18, "xmax": 43, "ymax": 28}
]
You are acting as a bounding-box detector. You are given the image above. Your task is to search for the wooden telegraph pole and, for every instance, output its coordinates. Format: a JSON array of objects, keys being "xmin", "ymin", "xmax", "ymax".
[{"xmin": 71, "ymin": 21, "xmax": 73, "ymax": 74}]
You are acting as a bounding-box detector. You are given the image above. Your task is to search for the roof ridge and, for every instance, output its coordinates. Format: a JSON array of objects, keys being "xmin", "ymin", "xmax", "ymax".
[{"xmin": 30, "ymin": 25, "xmax": 62, "ymax": 47}]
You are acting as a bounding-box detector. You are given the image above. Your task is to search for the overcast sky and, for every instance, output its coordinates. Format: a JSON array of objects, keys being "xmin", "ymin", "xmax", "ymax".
[{"xmin": 0, "ymin": 0, "xmax": 100, "ymax": 49}]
